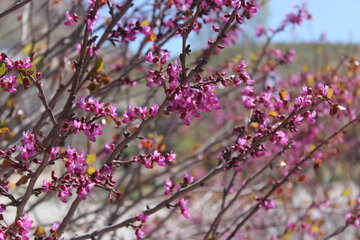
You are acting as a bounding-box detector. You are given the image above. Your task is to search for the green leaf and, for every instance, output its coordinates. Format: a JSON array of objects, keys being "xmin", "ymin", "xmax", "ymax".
[
  {"xmin": 16, "ymin": 72, "xmax": 25, "ymax": 84},
  {"xmin": 0, "ymin": 62, "xmax": 6, "ymax": 75},
  {"xmin": 28, "ymin": 64, "xmax": 37, "ymax": 78},
  {"xmin": 95, "ymin": 58, "xmax": 104, "ymax": 73}
]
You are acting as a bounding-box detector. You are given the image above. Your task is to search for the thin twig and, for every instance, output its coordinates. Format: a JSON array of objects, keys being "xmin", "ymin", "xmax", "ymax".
[{"xmin": 0, "ymin": 0, "xmax": 32, "ymax": 20}]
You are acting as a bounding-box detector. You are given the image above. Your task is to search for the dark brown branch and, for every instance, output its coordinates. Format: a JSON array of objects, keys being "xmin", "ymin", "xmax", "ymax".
[{"xmin": 0, "ymin": 0, "xmax": 32, "ymax": 20}]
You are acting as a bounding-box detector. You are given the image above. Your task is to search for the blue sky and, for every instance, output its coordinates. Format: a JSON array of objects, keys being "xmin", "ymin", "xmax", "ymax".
[
  {"xmin": 128, "ymin": 0, "xmax": 360, "ymax": 55},
  {"xmin": 268, "ymin": 0, "xmax": 360, "ymax": 43}
]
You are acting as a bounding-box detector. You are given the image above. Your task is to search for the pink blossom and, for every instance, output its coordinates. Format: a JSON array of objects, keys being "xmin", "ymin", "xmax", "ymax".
[
  {"xmin": 19, "ymin": 131, "xmax": 39, "ymax": 160},
  {"xmin": 77, "ymin": 182, "xmax": 96, "ymax": 200},
  {"xmin": 42, "ymin": 180, "xmax": 53, "ymax": 192},
  {"xmin": 242, "ymin": 96, "xmax": 256, "ymax": 109},
  {"xmin": 178, "ymin": 198, "xmax": 191, "ymax": 219},
  {"xmin": 183, "ymin": 173, "xmax": 195, "ymax": 185},
  {"xmin": 135, "ymin": 228, "xmax": 145, "ymax": 240},
  {"xmin": 0, "ymin": 229, "xmax": 5, "ymax": 240},
  {"xmin": 256, "ymin": 26, "xmax": 266, "ymax": 37},
  {"xmin": 58, "ymin": 185, "xmax": 73, "ymax": 203},
  {"xmin": 0, "ymin": 75, "xmax": 17, "ymax": 93},
  {"xmin": 164, "ymin": 177, "xmax": 176, "ymax": 195},
  {"xmin": 168, "ymin": 83, "xmax": 220, "ymax": 125},
  {"xmin": 136, "ymin": 211, "xmax": 148, "ymax": 222},
  {"xmin": 16, "ymin": 214, "xmax": 33, "ymax": 240},
  {"xmin": 49, "ymin": 146, "xmax": 60, "ymax": 160},
  {"xmin": 272, "ymin": 131, "xmax": 289, "ymax": 146},
  {"xmin": 105, "ymin": 143, "xmax": 115, "ymax": 153},
  {"xmin": 64, "ymin": 11, "xmax": 78, "ymax": 26}
]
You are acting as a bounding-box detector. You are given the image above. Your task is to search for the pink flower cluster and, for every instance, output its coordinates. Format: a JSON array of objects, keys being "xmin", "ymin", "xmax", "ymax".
[
  {"xmin": 145, "ymin": 50, "xmax": 170, "ymax": 65},
  {"xmin": 110, "ymin": 20, "xmax": 152, "ymax": 43},
  {"xmin": 42, "ymin": 146, "xmax": 116, "ymax": 203},
  {"xmin": 133, "ymin": 150, "xmax": 176, "ymax": 169},
  {"xmin": 146, "ymin": 60, "xmax": 182, "ymax": 89},
  {"xmin": 145, "ymin": 49, "xmax": 184, "ymax": 89},
  {"xmin": 164, "ymin": 173, "xmax": 195, "ymax": 195},
  {"xmin": 122, "ymin": 104, "xmax": 159, "ymax": 124},
  {"xmin": 207, "ymin": 61, "xmax": 253, "ymax": 88},
  {"xmin": 255, "ymin": 196, "xmax": 276, "ymax": 210},
  {"xmin": 164, "ymin": 177, "xmax": 176, "ymax": 195},
  {"xmin": 0, "ymin": 53, "xmax": 32, "ymax": 70},
  {"xmin": 167, "ymin": 83, "xmax": 220, "ymax": 125},
  {"xmin": 64, "ymin": 0, "xmax": 100, "ymax": 32},
  {"xmin": 15, "ymin": 214, "xmax": 33, "ymax": 240},
  {"xmin": 267, "ymin": 48, "xmax": 297, "ymax": 65},
  {"xmin": 85, "ymin": 1, "xmax": 99, "ymax": 32},
  {"xmin": 77, "ymin": 97, "xmax": 119, "ymax": 121},
  {"xmin": 0, "ymin": 74, "xmax": 17, "ymax": 93},
  {"xmin": 19, "ymin": 131, "xmax": 39, "ymax": 160},
  {"xmin": 62, "ymin": 119, "xmax": 105, "ymax": 142},
  {"xmin": 64, "ymin": 11, "xmax": 78, "ymax": 26},
  {"xmin": 345, "ymin": 213, "xmax": 360, "ymax": 228},
  {"xmin": 345, "ymin": 197, "xmax": 360, "ymax": 227},
  {"xmin": 0, "ymin": 53, "xmax": 35, "ymax": 93},
  {"xmin": 134, "ymin": 211, "xmax": 148, "ymax": 239},
  {"xmin": 283, "ymin": 4, "xmax": 310, "ymax": 27}
]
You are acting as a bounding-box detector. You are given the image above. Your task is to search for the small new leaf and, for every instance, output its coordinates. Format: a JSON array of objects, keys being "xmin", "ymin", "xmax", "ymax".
[
  {"xmin": 0, "ymin": 62, "xmax": 6, "ymax": 75},
  {"xmin": 327, "ymin": 88, "xmax": 334, "ymax": 99},
  {"xmin": 87, "ymin": 154, "xmax": 97, "ymax": 164},
  {"xmin": 0, "ymin": 127, "xmax": 9, "ymax": 134}
]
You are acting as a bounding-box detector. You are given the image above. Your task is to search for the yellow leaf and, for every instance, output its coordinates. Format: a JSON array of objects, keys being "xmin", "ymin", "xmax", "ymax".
[
  {"xmin": 193, "ymin": 143, "xmax": 200, "ymax": 150},
  {"xmin": 281, "ymin": 231, "xmax": 293, "ymax": 239},
  {"xmin": 250, "ymin": 52, "xmax": 258, "ymax": 61},
  {"xmin": 159, "ymin": 144, "xmax": 166, "ymax": 152},
  {"xmin": 141, "ymin": 20, "xmax": 150, "ymax": 27},
  {"xmin": 342, "ymin": 188, "xmax": 351, "ymax": 197},
  {"xmin": 33, "ymin": 56, "xmax": 43, "ymax": 65},
  {"xmin": 309, "ymin": 144, "xmax": 316, "ymax": 151},
  {"xmin": 87, "ymin": 154, "xmax": 97, "ymax": 164},
  {"xmin": 34, "ymin": 226, "xmax": 45, "ymax": 236},
  {"xmin": 6, "ymin": 98, "xmax": 15, "ymax": 108},
  {"xmin": 21, "ymin": 43, "xmax": 39, "ymax": 56},
  {"xmin": 250, "ymin": 122, "xmax": 259, "ymax": 128},
  {"xmin": 140, "ymin": 139, "xmax": 152, "ymax": 148},
  {"xmin": 302, "ymin": 64, "xmax": 308, "ymax": 71},
  {"xmin": 87, "ymin": 166, "xmax": 96, "ymax": 175},
  {"xmin": 157, "ymin": 135, "xmax": 164, "ymax": 143},
  {"xmin": 311, "ymin": 225, "xmax": 319, "ymax": 232},
  {"xmin": 9, "ymin": 183, "xmax": 16, "ymax": 189},
  {"xmin": 5, "ymin": 131, "xmax": 15, "ymax": 140},
  {"xmin": 325, "ymin": 65, "xmax": 333, "ymax": 72},
  {"xmin": 147, "ymin": 132, "xmax": 154, "ymax": 138},
  {"xmin": 0, "ymin": 127, "xmax": 9, "ymax": 134},
  {"xmin": 348, "ymin": 199, "xmax": 357, "ymax": 207},
  {"xmin": 146, "ymin": 33, "xmax": 157, "ymax": 42},
  {"xmin": 327, "ymin": 88, "xmax": 334, "ymax": 99},
  {"xmin": 306, "ymin": 76, "xmax": 315, "ymax": 87},
  {"xmin": 234, "ymin": 54, "xmax": 242, "ymax": 61},
  {"xmin": 269, "ymin": 111, "xmax": 278, "ymax": 117},
  {"xmin": 356, "ymin": 89, "xmax": 360, "ymax": 97},
  {"xmin": 279, "ymin": 89, "xmax": 287, "ymax": 100}
]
